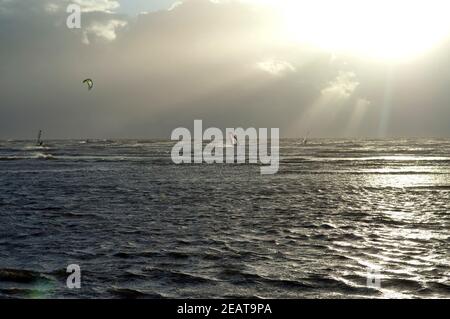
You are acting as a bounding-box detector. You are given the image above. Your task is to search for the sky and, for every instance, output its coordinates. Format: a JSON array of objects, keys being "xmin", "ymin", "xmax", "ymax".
[{"xmin": 1, "ymin": 0, "xmax": 450, "ymax": 139}]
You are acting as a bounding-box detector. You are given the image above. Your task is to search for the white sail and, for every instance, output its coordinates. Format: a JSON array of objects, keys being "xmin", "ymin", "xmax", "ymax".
[{"xmin": 302, "ymin": 131, "xmax": 310, "ymax": 145}]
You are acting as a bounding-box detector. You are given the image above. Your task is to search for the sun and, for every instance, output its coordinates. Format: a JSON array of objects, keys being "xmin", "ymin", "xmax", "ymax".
[{"xmin": 266, "ymin": 0, "xmax": 450, "ymax": 60}]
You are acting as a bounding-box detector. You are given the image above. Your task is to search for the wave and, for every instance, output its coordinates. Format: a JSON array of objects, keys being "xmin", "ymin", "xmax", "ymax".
[
  {"xmin": 0, "ymin": 153, "xmax": 55, "ymax": 161},
  {"xmin": 283, "ymin": 156, "xmax": 450, "ymax": 163},
  {"xmin": 0, "ymin": 268, "xmax": 46, "ymax": 283},
  {"xmin": 143, "ymin": 267, "xmax": 215, "ymax": 285},
  {"xmin": 381, "ymin": 278, "xmax": 425, "ymax": 291},
  {"xmin": 108, "ymin": 287, "xmax": 165, "ymax": 299},
  {"xmin": 34, "ymin": 152, "xmax": 55, "ymax": 160},
  {"xmin": 23, "ymin": 145, "xmax": 51, "ymax": 151},
  {"xmin": 279, "ymin": 169, "xmax": 450, "ymax": 175}
]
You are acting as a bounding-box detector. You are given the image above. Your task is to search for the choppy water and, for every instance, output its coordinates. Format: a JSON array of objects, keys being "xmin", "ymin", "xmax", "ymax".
[{"xmin": 0, "ymin": 139, "xmax": 449, "ymax": 299}]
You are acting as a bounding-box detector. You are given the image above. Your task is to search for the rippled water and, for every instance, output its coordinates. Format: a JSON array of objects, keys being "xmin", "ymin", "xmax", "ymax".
[{"xmin": 0, "ymin": 139, "xmax": 449, "ymax": 299}]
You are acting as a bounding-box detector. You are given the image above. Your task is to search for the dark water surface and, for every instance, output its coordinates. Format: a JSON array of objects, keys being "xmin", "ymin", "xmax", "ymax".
[{"xmin": 0, "ymin": 139, "xmax": 449, "ymax": 298}]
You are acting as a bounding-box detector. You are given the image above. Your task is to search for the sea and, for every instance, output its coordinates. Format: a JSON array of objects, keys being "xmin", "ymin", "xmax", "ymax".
[{"xmin": 0, "ymin": 139, "xmax": 449, "ymax": 299}]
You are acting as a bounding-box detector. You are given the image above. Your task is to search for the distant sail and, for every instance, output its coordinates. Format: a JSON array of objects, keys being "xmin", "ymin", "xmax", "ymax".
[
  {"xmin": 302, "ymin": 131, "xmax": 310, "ymax": 145},
  {"xmin": 229, "ymin": 133, "xmax": 238, "ymax": 145},
  {"xmin": 36, "ymin": 130, "xmax": 43, "ymax": 146}
]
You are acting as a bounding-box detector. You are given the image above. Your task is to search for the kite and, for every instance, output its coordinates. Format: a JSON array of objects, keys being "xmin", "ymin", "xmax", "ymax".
[{"xmin": 83, "ymin": 78, "xmax": 94, "ymax": 90}]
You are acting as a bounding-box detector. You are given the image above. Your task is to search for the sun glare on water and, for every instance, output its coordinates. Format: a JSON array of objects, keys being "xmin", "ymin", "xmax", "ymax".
[{"xmin": 258, "ymin": 0, "xmax": 450, "ymax": 60}]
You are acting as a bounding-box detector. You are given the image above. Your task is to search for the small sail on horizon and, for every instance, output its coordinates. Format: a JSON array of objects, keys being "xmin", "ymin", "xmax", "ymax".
[
  {"xmin": 229, "ymin": 132, "xmax": 238, "ymax": 146},
  {"xmin": 302, "ymin": 131, "xmax": 310, "ymax": 145},
  {"xmin": 36, "ymin": 130, "xmax": 43, "ymax": 146}
]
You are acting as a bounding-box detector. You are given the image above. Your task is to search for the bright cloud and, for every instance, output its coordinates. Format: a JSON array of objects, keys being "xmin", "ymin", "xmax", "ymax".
[
  {"xmin": 257, "ymin": 59, "xmax": 295, "ymax": 76},
  {"xmin": 168, "ymin": 1, "xmax": 184, "ymax": 11},
  {"xmin": 82, "ymin": 19, "xmax": 127, "ymax": 44},
  {"xmin": 321, "ymin": 71, "xmax": 359, "ymax": 98},
  {"xmin": 73, "ymin": 0, "xmax": 120, "ymax": 13}
]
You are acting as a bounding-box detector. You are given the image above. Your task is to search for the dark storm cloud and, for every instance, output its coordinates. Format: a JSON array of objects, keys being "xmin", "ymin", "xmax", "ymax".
[{"xmin": 0, "ymin": 0, "xmax": 449, "ymax": 139}]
